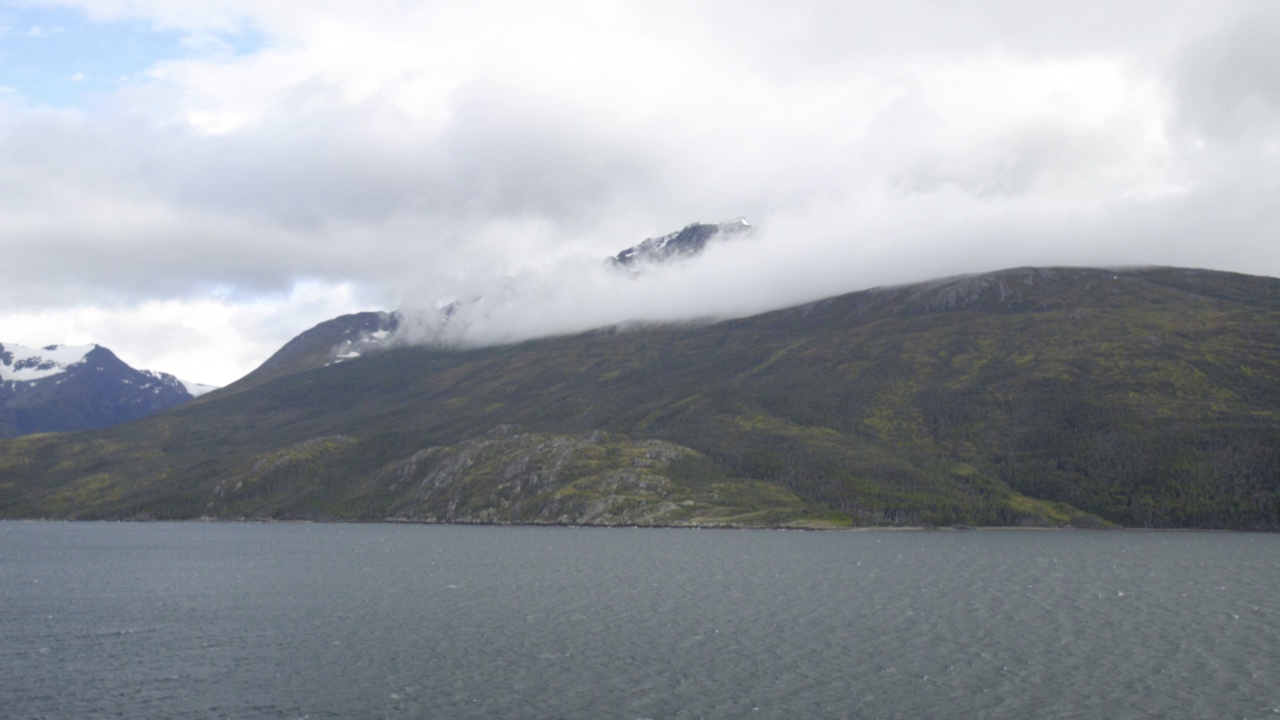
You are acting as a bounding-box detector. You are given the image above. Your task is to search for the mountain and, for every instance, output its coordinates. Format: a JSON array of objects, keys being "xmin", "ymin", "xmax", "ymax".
[
  {"xmin": 610, "ymin": 218, "xmax": 753, "ymax": 269},
  {"xmin": 2, "ymin": 266, "xmax": 1279, "ymax": 529},
  {"xmin": 0, "ymin": 342, "xmax": 216, "ymax": 438},
  {"xmin": 227, "ymin": 311, "xmax": 399, "ymax": 392}
]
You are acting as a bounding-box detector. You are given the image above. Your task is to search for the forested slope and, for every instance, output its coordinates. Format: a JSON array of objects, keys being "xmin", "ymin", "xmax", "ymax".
[{"xmin": 2, "ymin": 266, "xmax": 1277, "ymax": 529}]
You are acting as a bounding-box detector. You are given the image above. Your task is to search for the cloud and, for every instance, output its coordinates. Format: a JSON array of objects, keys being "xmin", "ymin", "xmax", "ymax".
[
  {"xmin": 0, "ymin": 0, "xmax": 1276, "ymax": 384},
  {"xmin": 1173, "ymin": 1, "xmax": 1280, "ymax": 143},
  {"xmin": 0, "ymin": 281, "xmax": 374, "ymax": 386},
  {"xmin": 27, "ymin": 24, "xmax": 64, "ymax": 37}
]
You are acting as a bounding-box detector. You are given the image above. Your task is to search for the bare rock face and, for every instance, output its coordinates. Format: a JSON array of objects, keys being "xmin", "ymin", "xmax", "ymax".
[{"xmin": 372, "ymin": 429, "xmax": 697, "ymax": 525}]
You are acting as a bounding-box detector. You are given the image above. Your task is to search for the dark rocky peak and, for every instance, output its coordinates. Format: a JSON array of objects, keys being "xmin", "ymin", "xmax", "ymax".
[
  {"xmin": 249, "ymin": 311, "xmax": 399, "ymax": 380},
  {"xmin": 609, "ymin": 218, "xmax": 753, "ymax": 269}
]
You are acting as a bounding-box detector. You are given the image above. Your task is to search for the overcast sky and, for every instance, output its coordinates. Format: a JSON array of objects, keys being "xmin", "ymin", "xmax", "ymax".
[{"xmin": 1, "ymin": 0, "xmax": 1277, "ymax": 385}]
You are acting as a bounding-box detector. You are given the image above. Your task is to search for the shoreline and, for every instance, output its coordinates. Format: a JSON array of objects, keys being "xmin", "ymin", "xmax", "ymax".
[{"xmin": 0, "ymin": 516, "xmax": 1262, "ymax": 532}]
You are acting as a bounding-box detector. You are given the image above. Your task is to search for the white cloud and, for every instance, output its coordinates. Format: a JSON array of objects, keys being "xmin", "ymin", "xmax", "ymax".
[
  {"xmin": 0, "ymin": 0, "xmax": 1276, "ymax": 384},
  {"xmin": 0, "ymin": 280, "xmax": 373, "ymax": 386},
  {"xmin": 27, "ymin": 24, "xmax": 64, "ymax": 37}
]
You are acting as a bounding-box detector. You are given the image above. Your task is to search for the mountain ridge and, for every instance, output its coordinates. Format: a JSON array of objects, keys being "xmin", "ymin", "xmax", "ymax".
[
  {"xmin": 0, "ymin": 342, "xmax": 214, "ymax": 438},
  {"xmin": 2, "ymin": 264, "xmax": 1277, "ymax": 529}
]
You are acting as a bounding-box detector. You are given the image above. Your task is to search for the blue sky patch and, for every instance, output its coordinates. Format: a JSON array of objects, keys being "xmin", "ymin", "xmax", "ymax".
[{"xmin": 0, "ymin": 4, "xmax": 263, "ymax": 107}]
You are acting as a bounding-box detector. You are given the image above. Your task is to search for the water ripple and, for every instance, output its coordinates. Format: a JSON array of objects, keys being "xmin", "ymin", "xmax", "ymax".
[{"xmin": 2, "ymin": 523, "xmax": 1278, "ymax": 719}]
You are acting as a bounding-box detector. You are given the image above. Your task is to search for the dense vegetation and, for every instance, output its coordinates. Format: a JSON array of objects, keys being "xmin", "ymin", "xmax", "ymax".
[{"xmin": 2, "ymin": 266, "xmax": 1278, "ymax": 528}]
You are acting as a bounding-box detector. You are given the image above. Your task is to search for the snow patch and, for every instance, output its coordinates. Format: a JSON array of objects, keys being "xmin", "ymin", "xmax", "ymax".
[
  {"xmin": 0, "ymin": 342, "xmax": 96, "ymax": 382},
  {"xmin": 138, "ymin": 368, "xmax": 217, "ymax": 397},
  {"xmin": 330, "ymin": 325, "xmax": 395, "ymax": 363}
]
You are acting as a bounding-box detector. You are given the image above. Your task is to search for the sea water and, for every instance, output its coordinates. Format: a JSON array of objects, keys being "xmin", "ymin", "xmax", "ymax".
[{"xmin": 2, "ymin": 521, "xmax": 1278, "ymax": 719}]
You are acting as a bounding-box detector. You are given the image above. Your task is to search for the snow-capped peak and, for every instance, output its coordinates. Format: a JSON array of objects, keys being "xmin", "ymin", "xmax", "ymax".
[
  {"xmin": 0, "ymin": 342, "xmax": 219, "ymax": 398},
  {"xmin": 609, "ymin": 218, "xmax": 754, "ymax": 269},
  {"xmin": 0, "ymin": 342, "xmax": 97, "ymax": 382}
]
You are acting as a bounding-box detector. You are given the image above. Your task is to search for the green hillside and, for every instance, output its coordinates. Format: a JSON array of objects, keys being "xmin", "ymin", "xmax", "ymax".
[{"xmin": 3, "ymin": 266, "xmax": 1278, "ymax": 529}]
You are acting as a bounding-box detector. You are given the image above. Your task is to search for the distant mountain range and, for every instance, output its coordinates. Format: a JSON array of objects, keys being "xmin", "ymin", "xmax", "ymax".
[
  {"xmin": 0, "ymin": 342, "xmax": 215, "ymax": 438},
  {"xmin": 0, "ymin": 221, "xmax": 749, "ymax": 436},
  {"xmin": 3, "ymin": 264, "xmax": 1278, "ymax": 530}
]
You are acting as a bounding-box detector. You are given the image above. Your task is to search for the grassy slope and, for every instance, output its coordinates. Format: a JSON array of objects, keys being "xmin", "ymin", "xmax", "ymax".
[{"xmin": 2, "ymin": 266, "xmax": 1278, "ymax": 528}]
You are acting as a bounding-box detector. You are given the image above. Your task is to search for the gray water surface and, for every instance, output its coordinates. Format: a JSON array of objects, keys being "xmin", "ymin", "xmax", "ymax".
[{"xmin": 2, "ymin": 522, "xmax": 1277, "ymax": 719}]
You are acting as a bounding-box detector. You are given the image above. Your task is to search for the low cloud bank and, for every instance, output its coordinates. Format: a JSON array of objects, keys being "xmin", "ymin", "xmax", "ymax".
[
  {"xmin": 387, "ymin": 165, "xmax": 1279, "ymax": 350},
  {"xmin": 1, "ymin": 0, "xmax": 1277, "ymax": 383}
]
